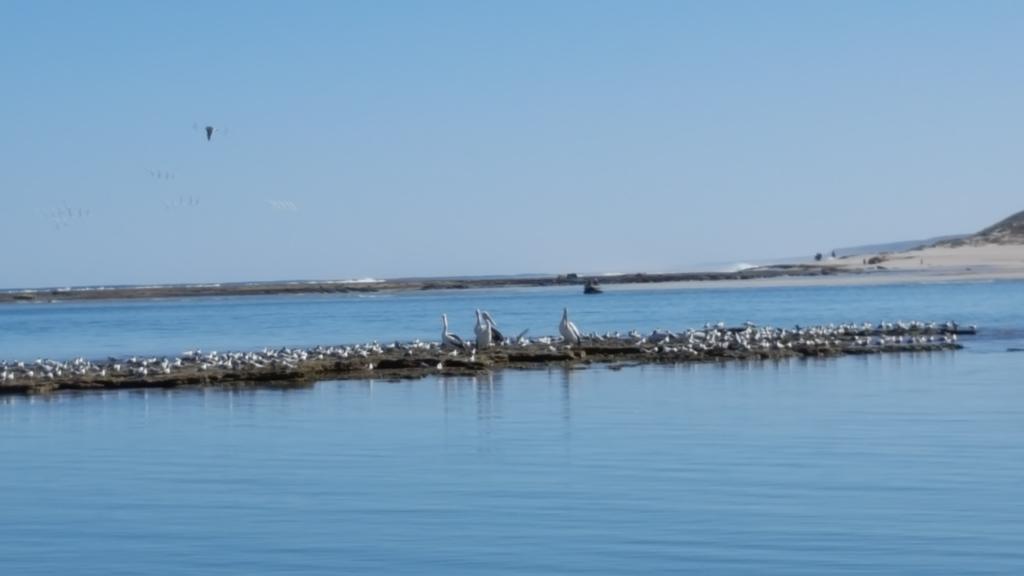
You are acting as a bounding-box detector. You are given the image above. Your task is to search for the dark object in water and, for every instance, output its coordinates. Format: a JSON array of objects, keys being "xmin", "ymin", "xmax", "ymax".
[
  {"xmin": 1007, "ymin": 348, "xmax": 1024, "ymax": 353},
  {"xmin": 584, "ymin": 280, "xmax": 603, "ymax": 294},
  {"xmin": 205, "ymin": 126, "xmax": 214, "ymax": 141}
]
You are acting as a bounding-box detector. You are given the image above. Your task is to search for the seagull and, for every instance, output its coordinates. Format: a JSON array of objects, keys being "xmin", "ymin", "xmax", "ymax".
[
  {"xmin": 474, "ymin": 309, "xmax": 493, "ymax": 349},
  {"xmin": 441, "ymin": 314, "xmax": 466, "ymax": 349},
  {"xmin": 559, "ymin": 307, "xmax": 582, "ymax": 346}
]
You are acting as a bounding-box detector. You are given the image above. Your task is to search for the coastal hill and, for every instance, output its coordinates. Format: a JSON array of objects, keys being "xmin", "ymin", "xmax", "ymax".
[
  {"xmin": 972, "ymin": 209, "xmax": 1024, "ymax": 243},
  {"xmin": 938, "ymin": 209, "xmax": 1024, "ymax": 247}
]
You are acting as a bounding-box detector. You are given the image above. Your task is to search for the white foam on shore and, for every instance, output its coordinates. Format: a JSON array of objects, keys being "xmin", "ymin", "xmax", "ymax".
[
  {"xmin": 724, "ymin": 262, "xmax": 759, "ymax": 273},
  {"xmin": 322, "ymin": 278, "xmax": 383, "ymax": 285}
]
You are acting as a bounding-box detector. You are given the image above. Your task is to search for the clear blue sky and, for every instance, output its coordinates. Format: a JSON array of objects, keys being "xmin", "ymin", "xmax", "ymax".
[{"xmin": 1, "ymin": 1, "xmax": 1021, "ymax": 288}]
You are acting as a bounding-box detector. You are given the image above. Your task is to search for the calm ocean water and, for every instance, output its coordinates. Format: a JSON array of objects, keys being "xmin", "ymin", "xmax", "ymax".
[
  {"xmin": 2, "ymin": 280, "xmax": 1023, "ymax": 574},
  {"xmin": 0, "ymin": 280, "xmax": 1023, "ymax": 361}
]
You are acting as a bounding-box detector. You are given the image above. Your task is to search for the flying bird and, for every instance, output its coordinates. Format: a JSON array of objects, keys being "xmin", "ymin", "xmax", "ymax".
[
  {"xmin": 146, "ymin": 168, "xmax": 175, "ymax": 180},
  {"xmin": 193, "ymin": 122, "xmax": 226, "ymax": 141},
  {"xmin": 267, "ymin": 200, "xmax": 298, "ymax": 212}
]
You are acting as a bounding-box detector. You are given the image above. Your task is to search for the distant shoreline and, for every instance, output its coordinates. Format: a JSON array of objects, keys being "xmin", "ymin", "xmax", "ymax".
[
  {"xmin": 0, "ymin": 264, "xmax": 852, "ymax": 304},
  {"xmin": 5, "ymin": 242, "xmax": 1023, "ymax": 305}
]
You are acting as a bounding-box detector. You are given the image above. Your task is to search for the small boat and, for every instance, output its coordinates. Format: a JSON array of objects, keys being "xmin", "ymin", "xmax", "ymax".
[{"xmin": 583, "ymin": 280, "xmax": 603, "ymax": 294}]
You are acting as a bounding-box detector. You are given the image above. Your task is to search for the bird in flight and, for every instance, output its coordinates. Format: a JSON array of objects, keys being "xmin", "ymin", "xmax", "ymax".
[{"xmin": 193, "ymin": 122, "xmax": 225, "ymax": 141}]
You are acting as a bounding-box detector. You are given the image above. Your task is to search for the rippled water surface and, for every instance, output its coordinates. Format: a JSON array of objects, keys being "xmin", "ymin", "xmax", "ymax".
[
  {"xmin": 1, "ymin": 280, "xmax": 1023, "ymax": 360},
  {"xmin": 2, "ymin": 281, "xmax": 1024, "ymax": 574}
]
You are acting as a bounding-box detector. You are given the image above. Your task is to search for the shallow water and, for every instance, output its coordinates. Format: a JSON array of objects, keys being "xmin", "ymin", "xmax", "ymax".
[
  {"xmin": 2, "ymin": 281, "xmax": 1023, "ymax": 574},
  {"xmin": 0, "ymin": 280, "xmax": 1022, "ymax": 361},
  {"xmin": 2, "ymin": 354, "xmax": 1023, "ymax": 574}
]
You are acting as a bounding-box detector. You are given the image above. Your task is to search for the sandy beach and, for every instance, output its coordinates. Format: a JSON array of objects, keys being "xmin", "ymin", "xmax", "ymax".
[
  {"xmin": 591, "ymin": 243, "xmax": 1024, "ymax": 292},
  {"xmin": 827, "ymin": 243, "xmax": 1024, "ymax": 281},
  {"xmin": 752, "ymin": 244, "xmax": 1022, "ymax": 289}
]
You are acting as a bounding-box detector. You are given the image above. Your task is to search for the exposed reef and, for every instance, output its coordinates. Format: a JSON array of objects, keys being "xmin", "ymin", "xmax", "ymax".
[
  {"xmin": 0, "ymin": 321, "xmax": 973, "ymax": 396},
  {"xmin": 0, "ymin": 265, "xmax": 851, "ymax": 305}
]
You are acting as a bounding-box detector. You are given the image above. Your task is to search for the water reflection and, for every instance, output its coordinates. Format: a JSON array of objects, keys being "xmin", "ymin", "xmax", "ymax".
[
  {"xmin": 558, "ymin": 368, "xmax": 575, "ymax": 425},
  {"xmin": 473, "ymin": 371, "xmax": 502, "ymax": 423},
  {"xmin": 2, "ymin": 356, "xmax": 1023, "ymax": 574},
  {"xmin": 4, "ymin": 280, "xmax": 1021, "ymax": 361}
]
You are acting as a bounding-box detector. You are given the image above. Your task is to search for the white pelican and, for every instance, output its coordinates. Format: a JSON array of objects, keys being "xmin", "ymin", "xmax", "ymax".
[
  {"xmin": 474, "ymin": 309, "xmax": 493, "ymax": 349},
  {"xmin": 441, "ymin": 314, "xmax": 466, "ymax": 349},
  {"xmin": 559, "ymin": 307, "xmax": 582, "ymax": 346},
  {"xmin": 481, "ymin": 311, "xmax": 505, "ymax": 344}
]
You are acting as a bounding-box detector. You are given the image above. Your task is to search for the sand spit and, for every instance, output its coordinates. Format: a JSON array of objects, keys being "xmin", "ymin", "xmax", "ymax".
[{"xmin": 0, "ymin": 321, "xmax": 973, "ymax": 396}]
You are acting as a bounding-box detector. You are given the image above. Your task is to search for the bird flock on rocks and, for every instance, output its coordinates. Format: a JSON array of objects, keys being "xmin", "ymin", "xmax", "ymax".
[{"xmin": 0, "ymin": 312, "xmax": 971, "ymax": 385}]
